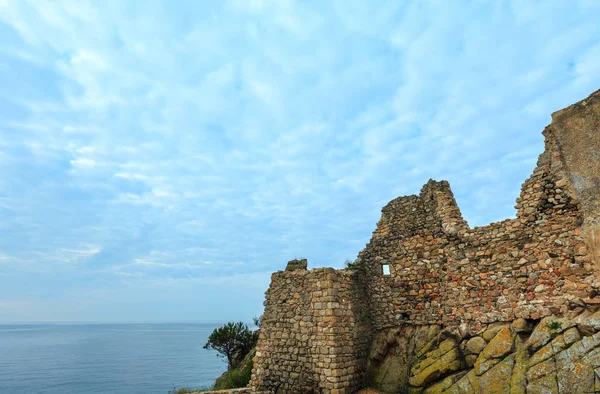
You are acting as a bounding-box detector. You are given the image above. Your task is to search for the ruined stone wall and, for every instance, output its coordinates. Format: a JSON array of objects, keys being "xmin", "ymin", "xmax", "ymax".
[
  {"xmin": 549, "ymin": 90, "xmax": 600, "ymax": 268},
  {"xmin": 250, "ymin": 265, "xmax": 372, "ymax": 394},
  {"xmin": 357, "ymin": 95, "xmax": 600, "ymax": 328},
  {"xmin": 249, "ymin": 89, "xmax": 600, "ymax": 393}
]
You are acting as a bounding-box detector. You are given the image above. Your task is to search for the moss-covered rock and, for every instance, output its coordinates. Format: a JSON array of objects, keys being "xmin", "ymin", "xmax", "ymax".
[{"xmin": 362, "ymin": 310, "xmax": 600, "ymax": 393}]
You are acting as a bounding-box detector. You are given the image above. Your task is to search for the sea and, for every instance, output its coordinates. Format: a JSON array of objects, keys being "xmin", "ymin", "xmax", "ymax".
[{"xmin": 0, "ymin": 323, "xmax": 228, "ymax": 394}]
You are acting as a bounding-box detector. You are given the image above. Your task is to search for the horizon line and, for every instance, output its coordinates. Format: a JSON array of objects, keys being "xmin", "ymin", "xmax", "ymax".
[{"xmin": 0, "ymin": 320, "xmax": 258, "ymax": 325}]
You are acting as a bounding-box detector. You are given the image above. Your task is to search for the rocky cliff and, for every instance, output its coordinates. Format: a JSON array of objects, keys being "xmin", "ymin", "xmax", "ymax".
[{"xmin": 367, "ymin": 310, "xmax": 600, "ymax": 393}]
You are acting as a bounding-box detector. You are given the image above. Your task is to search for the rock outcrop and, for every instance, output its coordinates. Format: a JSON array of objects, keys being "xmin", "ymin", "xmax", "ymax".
[{"xmin": 367, "ymin": 309, "xmax": 600, "ymax": 393}]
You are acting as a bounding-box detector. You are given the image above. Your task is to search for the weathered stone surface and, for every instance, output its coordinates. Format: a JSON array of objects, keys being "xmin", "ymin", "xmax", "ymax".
[
  {"xmin": 479, "ymin": 354, "xmax": 514, "ymax": 394},
  {"xmin": 512, "ymin": 318, "xmax": 533, "ymax": 334},
  {"xmin": 527, "ymin": 373, "xmax": 559, "ymax": 394},
  {"xmin": 529, "ymin": 334, "xmax": 567, "ymax": 367},
  {"xmin": 526, "ymin": 316, "xmax": 572, "ymax": 352},
  {"xmin": 474, "ymin": 356, "xmax": 500, "ymax": 376},
  {"xmin": 481, "ymin": 326, "xmax": 513, "ymax": 359},
  {"xmin": 527, "ymin": 358, "xmax": 556, "ymax": 381},
  {"xmin": 464, "ymin": 354, "xmax": 477, "ymax": 368},
  {"xmin": 284, "ymin": 258, "xmax": 307, "ymax": 271},
  {"xmin": 510, "ymin": 350, "xmax": 528, "ymax": 394},
  {"xmin": 483, "ymin": 324, "xmax": 508, "ymax": 342},
  {"xmin": 422, "ymin": 371, "xmax": 468, "ymax": 394},
  {"xmin": 367, "ymin": 325, "xmax": 440, "ymax": 393},
  {"xmin": 359, "ymin": 314, "xmax": 600, "ymax": 393},
  {"xmin": 574, "ymin": 309, "xmax": 600, "ymax": 331},
  {"xmin": 466, "ymin": 336, "xmax": 486, "ymax": 354},
  {"xmin": 361, "ymin": 314, "xmax": 600, "ymax": 394},
  {"xmin": 409, "ymin": 347, "xmax": 463, "ymax": 387},
  {"xmin": 563, "ymin": 327, "xmax": 581, "ymax": 345},
  {"xmin": 370, "ymin": 350, "xmax": 405, "ymax": 393},
  {"xmin": 549, "ymin": 88, "xmax": 600, "ymax": 268},
  {"xmin": 555, "ymin": 340, "xmax": 600, "ymax": 394}
]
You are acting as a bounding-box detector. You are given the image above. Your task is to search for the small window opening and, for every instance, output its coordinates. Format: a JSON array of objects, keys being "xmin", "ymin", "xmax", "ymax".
[{"xmin": 382, "ymin": 264, "xmax": 391, "ymax": 276}]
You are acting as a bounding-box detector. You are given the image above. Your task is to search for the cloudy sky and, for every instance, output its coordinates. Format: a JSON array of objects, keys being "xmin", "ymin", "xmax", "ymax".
[{"xmin": 0, "ymin": 0, "xmax": 599, "ymax": 323}]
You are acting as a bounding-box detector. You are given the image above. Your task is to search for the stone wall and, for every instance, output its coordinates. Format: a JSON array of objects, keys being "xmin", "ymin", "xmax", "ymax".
[
  {"xmin": 249, "ymin": 89, "xmax": 600, "ymax": 393},
  {"xmin": 549, "ymin": 91, "xmax": 600, "ymax": 268},
  {"xmin": 357, "ymin": 91, "xmax": 600, "ymax": 328},
  {"xmin": 250, "ymin": 264, "xmax": 372, "ymax": 393}
]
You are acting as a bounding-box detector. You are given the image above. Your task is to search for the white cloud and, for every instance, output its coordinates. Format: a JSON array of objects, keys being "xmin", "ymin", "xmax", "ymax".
[
  {"xmin": 114, "ymin": 172, "xmax": 149, "ymax": 181},
  {"xmin": 70, "ymin": 157, "xmax": 97, "ymax": 168}
]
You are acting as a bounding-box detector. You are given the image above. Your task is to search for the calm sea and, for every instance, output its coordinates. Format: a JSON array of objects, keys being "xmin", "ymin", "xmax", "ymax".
[{"xmin": 0, "ymin": 324, "xmax": 228, "ymax": 394}]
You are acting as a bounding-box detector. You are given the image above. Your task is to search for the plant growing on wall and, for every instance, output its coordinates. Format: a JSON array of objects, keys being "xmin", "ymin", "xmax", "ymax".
[
  {"xmin": 344, "ymin": 259, "xmax": 359, "ymax": 271},
  {"xmin": 204, "ymin": 321, "xmax": 258, "ymax": 369},
  {"xmin": 546, "ymin": 321, "xmax": 562, "ymax": 331}
]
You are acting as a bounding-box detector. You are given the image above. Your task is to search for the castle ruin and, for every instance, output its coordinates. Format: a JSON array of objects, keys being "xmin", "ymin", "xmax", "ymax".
[{"xmin": 247, "ymin": 89, "xmax": 600, "ymax": 394}]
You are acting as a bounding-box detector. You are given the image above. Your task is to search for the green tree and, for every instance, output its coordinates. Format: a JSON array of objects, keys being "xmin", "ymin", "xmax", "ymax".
[{"xmin": 203, "ymin": 322, "xmax": 258, "ymax": 369}]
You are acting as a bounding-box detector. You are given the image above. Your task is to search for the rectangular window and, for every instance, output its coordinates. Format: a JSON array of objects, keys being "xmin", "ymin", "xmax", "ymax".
[{"xmin": 382, "ymin": 264, "xmax": 391, "ymax": 275}]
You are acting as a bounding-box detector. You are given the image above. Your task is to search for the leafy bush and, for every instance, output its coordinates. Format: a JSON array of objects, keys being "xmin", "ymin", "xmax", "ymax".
[{"xmin": 203, "ymin": 322, "xmax": 258, "ymax": 369}]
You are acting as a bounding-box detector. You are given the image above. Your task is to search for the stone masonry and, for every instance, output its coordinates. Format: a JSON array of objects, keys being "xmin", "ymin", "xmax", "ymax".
[
  {"xmin": 249, "ymin": 89, "xmax": 600, "ymax": 393},
  {"xmin": 250, "ymin": 264, "xmax": 372, "ymax": 393}
]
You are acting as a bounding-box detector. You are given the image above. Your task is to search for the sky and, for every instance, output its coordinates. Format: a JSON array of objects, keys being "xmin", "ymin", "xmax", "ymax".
[{"xmin": 0, "ymin": 0, "xmax": 599, "ymax": 323}]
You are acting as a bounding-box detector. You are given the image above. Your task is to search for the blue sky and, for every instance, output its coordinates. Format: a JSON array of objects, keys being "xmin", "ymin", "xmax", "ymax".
[{"xmin": 0, "ymin": 0, "xmax": 599, "ymax": 323}]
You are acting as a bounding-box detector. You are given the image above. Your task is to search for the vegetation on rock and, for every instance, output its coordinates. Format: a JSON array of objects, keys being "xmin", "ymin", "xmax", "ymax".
[{"xmin": 213, "ymin": 348, "xmax": 255, "ymax": 390}]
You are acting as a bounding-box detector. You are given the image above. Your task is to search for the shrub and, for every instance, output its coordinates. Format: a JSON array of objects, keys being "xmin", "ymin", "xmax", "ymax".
[{"xmin": 203, "ymin": 322, "xmax": 258, "ymax": 369}]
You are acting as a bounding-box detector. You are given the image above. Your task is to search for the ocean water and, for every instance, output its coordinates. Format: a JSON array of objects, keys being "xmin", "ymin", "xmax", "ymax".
[{"xmin": 0, "ymin": 324, "xmax": 228, "ymax": 394}]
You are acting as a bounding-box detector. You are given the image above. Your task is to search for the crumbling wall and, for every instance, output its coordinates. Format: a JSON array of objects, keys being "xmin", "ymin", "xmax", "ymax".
[
  {"xmin": 250, "ymin": 264, "xmax": 372, "ymax": 394},
  {"xmin": 249, "ymin": 89, "xmax": 600, "ymax": 394},
  {"xmin": 358, "ymin": 89, "xmax": 600, "ymax": 328},
  {"xmin": 548, "ymin": 89, "xmax": 600, "ymax": 268}
]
